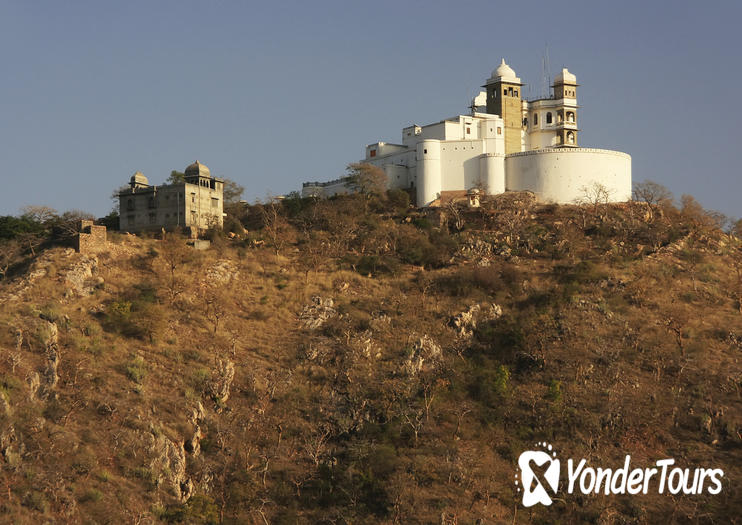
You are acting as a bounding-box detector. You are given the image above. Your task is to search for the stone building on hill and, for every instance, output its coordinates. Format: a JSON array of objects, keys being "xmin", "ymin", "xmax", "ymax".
[{"xmin": 118, "ymin": 161, "xmax": 224, "ymax": 233}]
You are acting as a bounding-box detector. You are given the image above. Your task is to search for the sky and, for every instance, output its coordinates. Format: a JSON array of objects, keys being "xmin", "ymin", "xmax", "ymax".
[{"xmin": 0, "ymin": 1, "xmax": 740, "ymax": 219}]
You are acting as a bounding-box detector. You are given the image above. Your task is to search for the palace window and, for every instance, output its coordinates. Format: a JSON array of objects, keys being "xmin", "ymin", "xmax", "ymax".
[
  {"xmin": 546, "ymin": 112, "xmax": 553, "ymax": 124},
  {"xmin": 126, "ymin": 198, "xmax": 134, "ymax": 211},
  {"xmin": 533, "ymin": 113, "xmax": 538, "ymax": 125},
  {"xmin": 567, "ymin": 111, "xmax": 575, "ymax": 123}
]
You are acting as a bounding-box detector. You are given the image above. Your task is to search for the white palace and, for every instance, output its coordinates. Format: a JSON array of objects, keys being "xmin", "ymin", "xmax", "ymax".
[{"xmin": 302, "ymin": 59, "xmax": 631, "ymax": 206}]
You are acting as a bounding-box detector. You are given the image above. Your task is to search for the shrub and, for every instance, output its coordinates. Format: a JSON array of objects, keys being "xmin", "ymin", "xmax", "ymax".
[
  {"xmin": 353, "ymin": 255, "xmax": 400, "ymax": 276},
  {"xmin": 468, "ymin": 364, "xmax": 510, "ymax": 406},
  {"xmin": 547, "ymin": 380, "xmax": 562, "ymax": 403},
  {"xmin": 105, "ymin": 294, "xmax": 166, "ymax": 343},
  {"xmin": 126, "ymin": 356, "xmax": 148, "ymax": 384},
  {"xmin": 435, "ymin": 265, "xmax": 504, "ymax": 296},
  {"xmin": 79, "ymin": 488, "xmax": 103, "ymax": 503},
  {"xmin": 386, "ymin": 188, "xmax": 410, "ymax": 211}
]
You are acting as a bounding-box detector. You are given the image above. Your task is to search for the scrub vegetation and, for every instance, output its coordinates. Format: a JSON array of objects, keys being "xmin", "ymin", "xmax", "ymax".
[{"xmin": 0, "ymin": 183, "xmax": 740, "ymax": 523}]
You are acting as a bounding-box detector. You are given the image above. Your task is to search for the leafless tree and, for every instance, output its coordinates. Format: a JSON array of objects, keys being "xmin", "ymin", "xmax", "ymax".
[
  {"xmin": 347, "ymin": 162, "xmax": 387, "ymax": 197},
  {"xmin": 402, "ymin": 407, "xmax": 424, "ymax": 447},
  {"xmin": 577, "ymin": 182, "xmax": 613, "ymax": 222},
  {"xmin": 664, "ymin": 316, "xmax": 686, "ymax": 357},
  {"xmin": 259, "ymin": 199, "xmax": 287, "ymax": 256},
  {"xmin": 203, "ymin": 287, "xmax": 228, "ymax": 335},
  {"xmin": 55, "ymin": 209, "xmax": 95, "ymax": 239},
  {"xmin": 446, "ymin": 201, "xmax": 465, "ymax": 231},
  {"xmin": 159, "ymin": 232, "xmax": 192, "ymax": 301},
  {"xmin": 632, "ymin": 180, "xmax": 673, "ymax": 221},
  {"xmin": 20, "ymin": 205, "xmax": 58, "ymax": 223}
]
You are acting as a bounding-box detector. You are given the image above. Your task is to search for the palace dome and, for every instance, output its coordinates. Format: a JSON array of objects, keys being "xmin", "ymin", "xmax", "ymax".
[
  {"xmin": 185, "ymin": 160, "xmax": 210, "ymax": 178},
  {"xmin": 491, "ymin": 59, "xmax": 520, "ymax": 83}
]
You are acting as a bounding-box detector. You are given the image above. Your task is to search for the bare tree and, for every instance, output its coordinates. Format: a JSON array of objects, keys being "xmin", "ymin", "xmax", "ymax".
[
  {"xmin": 203, "ymin": 287, "xmax": 228, "ymax": 335},
  {"xmin": 347, "ymin": 162, "xmax": 387, "ymax": 197},
  {"xmin": 577, "ymin": 182, "xmax": 613, "ymax": 223},
  {"xmin": 54, "ymin": 210, "xmax": 96, "ymax": 239},
  {"xmin": 259, "ymin": 199, "xmax": 287, "ymax": 256},
  {"xmin": 446, "ymin": 201, "xmax": 465, "ymax": 231},
  {"xmin": 159, "ymin": 232, "xmax": 192, "ymax": 301},
  {"xmin": 20, "ymin": 205, "xmax": 58, "ymax": 223},
  {"xmin": 633, "ymin": 180, "xmax": 673, "ymax": 221}
]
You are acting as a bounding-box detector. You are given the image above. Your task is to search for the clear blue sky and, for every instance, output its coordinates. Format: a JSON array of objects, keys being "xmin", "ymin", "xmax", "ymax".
[{"xmin": 1, "ymin": 1, "xmax": 740, "ymax": 219}]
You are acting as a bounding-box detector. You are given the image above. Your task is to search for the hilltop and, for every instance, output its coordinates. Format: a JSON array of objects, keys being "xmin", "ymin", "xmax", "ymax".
[{"xmin": 0, "ymin": 190, "xmax": 741, "ymax": 524}]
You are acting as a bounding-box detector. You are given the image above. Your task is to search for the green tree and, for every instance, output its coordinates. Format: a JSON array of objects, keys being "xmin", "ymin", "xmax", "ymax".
[
  {"xmin": 222, "ymin": 178, "xmax": 245, "ymax": 204},
  {"xmin": 166, "ymin": 170, "xmax": 186, "ymax": 184}
]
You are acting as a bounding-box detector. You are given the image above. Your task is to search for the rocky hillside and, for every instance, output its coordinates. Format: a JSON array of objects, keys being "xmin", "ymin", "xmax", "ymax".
[{"xmin": 0, "ymin": 192, "xmax": 740, "ymax": 523}]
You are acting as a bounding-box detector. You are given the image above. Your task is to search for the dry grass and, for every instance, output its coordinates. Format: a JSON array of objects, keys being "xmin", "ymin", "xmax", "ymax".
[{"xmin": 0, "ymin": 200, "xmax": 740, "ymax": 523}]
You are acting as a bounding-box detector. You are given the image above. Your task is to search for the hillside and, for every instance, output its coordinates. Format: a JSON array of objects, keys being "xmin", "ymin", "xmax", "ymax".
[{"xmin": 0, "ymin": 192, "xmax": 741, "ymax": 524}]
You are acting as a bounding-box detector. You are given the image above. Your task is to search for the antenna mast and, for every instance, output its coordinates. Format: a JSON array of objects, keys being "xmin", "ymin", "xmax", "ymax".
[{"xmin": 541, "ymin": 44, "xmax": 552, "ymax": 99}]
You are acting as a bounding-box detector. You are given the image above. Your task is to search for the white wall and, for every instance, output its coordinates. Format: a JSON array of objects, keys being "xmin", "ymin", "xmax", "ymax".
[
  {"xmin": 480, "ymin": 153, "xmax": 506, "ymax": 194},
  {"xmin": 417, "ymin": 140, "xmax": 442, "ymax": 206},
  {"xmin": 505, "ymin": 148, "xmax": 632, "ymax": 204},
  {"xmin": 438, "ymin": 140, "xmax": 485, "ymax": 192}
]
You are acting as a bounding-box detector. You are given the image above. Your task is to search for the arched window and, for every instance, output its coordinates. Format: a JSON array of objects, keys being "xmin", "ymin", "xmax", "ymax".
[
  {"xmin": 567, "ymin": 131, "xmax": 575, "ymax": 144},
  {"xmin": 533, "ymin": 113, "xmax": 538, "ymax": 125},
  {"xmin": 522, "ymin": 117, "xmax": 528, "ymax": 127},
  {"xmin": 567, "ymin": 111, "xmax": 575, "ymax": 123},
  {"xmin": 126, "ymin": 199, "xmax": 134, "ymax": 211},
  {"xmin": 546, "ymin": 112, "xmax": 553, "ymax": 124}
]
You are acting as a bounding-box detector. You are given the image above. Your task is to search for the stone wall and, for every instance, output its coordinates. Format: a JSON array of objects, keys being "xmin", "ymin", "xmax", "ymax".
[{"xmin": 76, "ymin": 220, "xmax": 107, "ymax": 254}]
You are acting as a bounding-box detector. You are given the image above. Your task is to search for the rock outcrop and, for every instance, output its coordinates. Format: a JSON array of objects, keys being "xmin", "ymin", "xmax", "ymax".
[
  {"xmin": 39, "ymin": 320, "xmax": 60, "ymax": 400},
  {"xmin": 210, "ymin": 359, "xmax": 235, "ymax": 410},
  {"xmin": 403, "ymin": 335, "xmax": 442, "ymax": 376},
  {"xmin": 299, "ymin": 296, "xmax": 338, "ymax": 329},
  {"xmin": 449, "ymin": 303, "xmax": 502, "ymax": 338},
  {"xmin": 148, "ymin": 432, "xmax": 192, "ymax": 502}
]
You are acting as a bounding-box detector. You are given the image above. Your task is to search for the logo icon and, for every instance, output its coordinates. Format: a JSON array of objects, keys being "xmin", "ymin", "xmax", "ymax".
[{"xmin": 516, "ymin": 442, "xmax": 560, "ymax": 507}]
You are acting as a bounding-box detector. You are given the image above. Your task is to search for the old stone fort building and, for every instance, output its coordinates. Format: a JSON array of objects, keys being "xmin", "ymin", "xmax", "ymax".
[
  {"xmin": 118, "ymin": 161, "xmax": 224, "ymax": 233},
  {"xmin": 303, "ymin": 59, "xmax": 631, "ymax": 206}
]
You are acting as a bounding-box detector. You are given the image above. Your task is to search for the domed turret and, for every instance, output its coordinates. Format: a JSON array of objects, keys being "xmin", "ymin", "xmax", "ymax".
[
  {"xmin": 129, "ymin": 171, "xmax": 149, "ymax": 189},
  {"xmin": 185, "ymin": 160, "xmax": 211, "ymax": 178},
  {"xmin": 489, "ymin": 58, "xmax": 521, "ymax": 84},
  {"xmin": 553, "ymin": 68, "xmax": 577, "ymax": 85}
]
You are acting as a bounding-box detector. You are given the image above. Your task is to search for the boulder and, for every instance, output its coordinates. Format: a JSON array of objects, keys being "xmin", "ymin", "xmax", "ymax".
[{"xmin": 299, "ymin": 296, "xmax": 338, "ymax": 329}]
